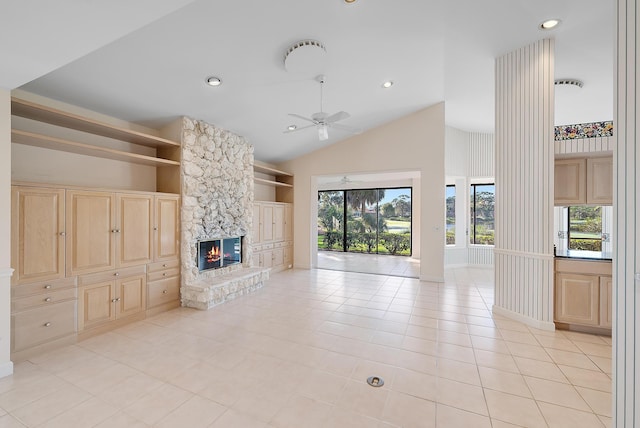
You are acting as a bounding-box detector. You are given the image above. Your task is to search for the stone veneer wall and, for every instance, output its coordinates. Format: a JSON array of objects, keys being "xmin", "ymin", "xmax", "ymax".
[{"xmin": 180, "ymin": 117, "xmax": 254, "ymax": 287}]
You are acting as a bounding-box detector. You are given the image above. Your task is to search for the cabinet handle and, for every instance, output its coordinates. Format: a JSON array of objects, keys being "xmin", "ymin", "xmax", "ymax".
[
  {"xmin": 44, "ymin": 284, "xmax": 52, "ymax": 289},
  {"xmin": 44, "ymin": 322, "xmax": 51, "ymax": 327},
  {"xmin": 59, "ymin": 232, "xmax": 66, "ymax": 236},
  {"xmin": 44, "ymin": 297, "xmax": 52, "ymax": 302},
  {"xmin": 162, "ymin": 290, "xmax": 168, "ymax": 294}
]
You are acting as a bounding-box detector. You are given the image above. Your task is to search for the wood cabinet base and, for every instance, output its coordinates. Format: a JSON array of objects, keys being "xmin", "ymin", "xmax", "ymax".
[
  {"xmin": 554, "ymin": 321, "xmax": 611, "ymax": 337},
  {"xmin": 77, "ymin": 311, "xmax": 146, "ymax": 342},
  {"xmin": 11, "ymin": 334, "xmax": 77, "ymax": 362}
]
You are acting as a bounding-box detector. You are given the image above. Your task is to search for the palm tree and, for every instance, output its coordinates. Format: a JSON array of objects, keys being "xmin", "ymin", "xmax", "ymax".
[{"xmin": 347, "ymin": 189, "xmax": 385, "ymax": 217}]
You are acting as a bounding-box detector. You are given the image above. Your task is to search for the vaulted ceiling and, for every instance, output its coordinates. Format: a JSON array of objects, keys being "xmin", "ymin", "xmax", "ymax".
[{"xmin": 2, "ymin": 0, "xmax": 614, "ymax": 163}]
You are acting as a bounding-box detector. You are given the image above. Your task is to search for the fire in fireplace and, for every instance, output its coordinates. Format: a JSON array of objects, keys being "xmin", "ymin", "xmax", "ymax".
[{"xmin": 197, "ymin": 237, "xmax": 242, "ymax": 272}]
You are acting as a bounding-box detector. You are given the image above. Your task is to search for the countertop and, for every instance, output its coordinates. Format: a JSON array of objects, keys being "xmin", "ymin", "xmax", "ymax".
[{"xmin": 555, "ymin": 249, "xmax": 612, "ymax": 261}]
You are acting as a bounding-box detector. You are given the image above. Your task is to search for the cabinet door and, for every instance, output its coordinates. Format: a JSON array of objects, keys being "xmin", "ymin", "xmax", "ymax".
[
  {"xmin": 273, "ymin": 204, "xmax": 285, "ymax": 241},
  {"xmin": 555, "ymin": 273, "xmax": 599, "ymax": 326},
  {"xmin": 117, "ymin": 194, "xmax": 153, "ymax": 268},
  {"xmin": 587, "ymin": 157, "xmax": 613, "ymax": 205},
  {"xmin": 67, "ymin": 191, "xmax": 116, "ymax": 276},
  {"xmin": 284, "ymin": 204, "xmax": 293, "ymax": 241},
  {"xmin": 116, "ymin": 274, "xmax": 146, "ymax": 318},
  {"xmin": 78, "ymin": 280, "xmax": 116, "ymax": 331},
  {"xmin": 554, "ymin": 159, "xmax": 586, "ymax": 206},
  {"xmin": 261, "ymin": 250, "xmax": 273, "ymax": 268},
  {"xmin": 11, "ymin": 186, "xmax": 65, "ymax": 285},
  {"xmin": 272, "ymin": 247, "xmax": 284, "ymax": 268},
  {"xmin": 599, "ymin": 276, "xmax": 613, "ymax": 328},
  {"xmin": 155, "ymin": 195, "xmax": 180, "ymax": 261},
  {"xmin": 252, "ymin": 204, "xmax": 262, "ymax": 244},
  {"xmin": 284, "ymin": 245, "xmax": 293, "ymax": 268},
  {"xmin": 262, "ymin": 204, "xmax": 274, "ymax": 241}
]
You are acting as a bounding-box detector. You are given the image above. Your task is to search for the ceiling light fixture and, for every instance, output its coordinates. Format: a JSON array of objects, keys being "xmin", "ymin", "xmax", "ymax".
[
  {"xmin": 539, "ymin": 19, "xmax": 561, "ymax": 30},
  {"xmin": 344, "ymin": 0, "xmax": 357, "ymax": 3},
  {"xmin": 555, "ymin": 78, "xmax": 584, "ymax": 88},
  {"xmin": 287, "ymin": 125, "xmax": 297, "ymax": 131},
  {"xmin": 382, "ymin": 81, "xmax": 394, "ymax": 88},
  {"xmin": 205, "ymin": 76, "xmax": 222, "ymax": 86}
]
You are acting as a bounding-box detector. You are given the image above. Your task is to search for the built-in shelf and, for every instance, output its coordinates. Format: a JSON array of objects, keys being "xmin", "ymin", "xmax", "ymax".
[
  {"xmin": 253, "ymin": 163, "xmax": 293, "ymax": 177},
  {"xmin": 11, "ymin": 130, "xmax": 180, "ymax": 167},
  {"xmin": 11, "ymin": 97, "xmax": 180, "ymax": 149},
  {"xmin": 254, "ymin": 177, "xmax": 293, "ymax": 188}
]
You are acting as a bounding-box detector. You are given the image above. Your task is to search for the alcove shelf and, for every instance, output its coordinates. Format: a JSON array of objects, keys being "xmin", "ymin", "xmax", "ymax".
[
  {"xmin": 11, "ymin": 130, "xmax": 180, "ymax": 167},
  {"xmin": 254, "ymin": 177, "xmax": 293, "ymax": 188},
  {"xmin": 11, "ymin": 97, "xmax": 180, "ymax": 149}
]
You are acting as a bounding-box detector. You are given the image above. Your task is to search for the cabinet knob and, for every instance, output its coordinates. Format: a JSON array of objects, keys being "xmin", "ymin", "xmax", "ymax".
[
  {"xmin": 114, "ymin": 272, "xmax": 119, "ymax": 276},
  {"xmin": 162, "ymin": 273, "xmax": 167, "ymax": 276},
  {"xmin": 44, "ymin": 284, "xmax": 52, "ymax": 289},
  {"xmin": 44, "ymin": 322, "xmax": 51, "ymax": 327},
  {"xmin": 116, "ymin": 229, "xmax": 121, "ymax": 233},
  {"xmin": 111, "ymin": 298, "xmax": 117, "ymax": 303},
  {"xmin": 116, "ymin": 297, "xmax": 121, "ymax": 302},
  {"xmin": 112, "ymin": 229, "xmax": 118, "ymax": 233},
  {"xmin": 59, "ymin": 232, "xmax": 66, "ymax": 236},
  {"xmin": 154, "ymin": 227, "xmax": 158, "ymax": 231},
  {"xmin": 162, "ymin": 264, "xmax": 167, "ymax": 267},
  {"xmin": 162, "ymin": 290, "xmax": 168, "ymax": 294},
  {"xmin": 44, "ymin": 297, "xmax": 52, "ymax": 302}
]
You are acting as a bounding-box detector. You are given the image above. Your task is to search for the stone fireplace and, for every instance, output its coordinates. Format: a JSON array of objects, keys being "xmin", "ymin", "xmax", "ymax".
[{"xmin": 179, "ymin": 117, "xmax": 268, "ymax": 309}]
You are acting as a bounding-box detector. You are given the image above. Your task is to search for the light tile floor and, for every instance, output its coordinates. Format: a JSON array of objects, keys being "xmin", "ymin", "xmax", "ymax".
[
  {"xmin": 0, "ymin": 267, "xmax": 612, "ymax": 427},
  {"xmin": 317, "ymin": 251, "xmax": 420, "ymax": 278}
]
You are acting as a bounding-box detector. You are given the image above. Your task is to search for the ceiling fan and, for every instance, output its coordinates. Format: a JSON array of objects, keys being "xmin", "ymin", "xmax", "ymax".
[{"xmin": 284, "ymin": 75, "xmax": 361, "ymax": 141}]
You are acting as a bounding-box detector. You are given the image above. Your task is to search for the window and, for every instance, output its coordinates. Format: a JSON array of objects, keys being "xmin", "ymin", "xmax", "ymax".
[
  {"xmin": 317, "ymin": 187, "xmax": 412, "ymax": 256},
  {"xmin": 568, "ymin": 206, "xmax": 602, "ymax": 251},
  {"xmin": 446, "ymin": 185, "xmax": 455, "ymax": 245},
  {"xmin": 470, "ymin": 183, "xmax": 495, "ymax": 245}
]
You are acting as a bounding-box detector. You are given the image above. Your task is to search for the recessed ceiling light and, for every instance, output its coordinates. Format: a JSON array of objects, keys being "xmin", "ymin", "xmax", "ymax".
[
  {"xmin": 287, "ymin": 125, "xmax": 297, "ymax": 131},
  {"xmin": 206, "ymin": 76, "xmax": 222, "ymax": 86},
  {"xmin": 382, "ymin": 81, "xmax": 394, "ymax": 88},
  {"xmin": 539, "ymin": 19, "xmax": 561, "ymax": 30}
]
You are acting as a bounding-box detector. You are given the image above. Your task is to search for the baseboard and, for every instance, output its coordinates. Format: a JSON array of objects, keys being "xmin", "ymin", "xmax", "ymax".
[
  {"xmin": 492, "ymin": 305, "xmax": 556, "ymax": 331},
  {"xmin": 419, "ymin": 275, "xmax": 445, "ymax": 283},
  {"xmin": 0, "ymin": 361, "xmax": 14, "ymax": 379}
]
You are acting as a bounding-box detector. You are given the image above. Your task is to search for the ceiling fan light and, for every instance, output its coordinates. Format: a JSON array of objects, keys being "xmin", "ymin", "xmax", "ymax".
[
  {"xmin": 205, "ymin": 76, "xmax": 222, "ymax": 86},
  {"xmin": 318, "ymin": 125, "xmax": 329, "ymax": 141},
  {"xmin": 287, "ymin": 124, "xmax": 297, "ymax": 131},
  {"xmin": 382, "ymin": 80, "xmax": 394, "ymax": 88},
  {"xmin": 539, "ymin": 19, "xmax": 561, "ymax": 30}
]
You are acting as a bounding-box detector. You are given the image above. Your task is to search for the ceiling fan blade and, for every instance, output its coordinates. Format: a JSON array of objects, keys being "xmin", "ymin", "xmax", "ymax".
[
  {"xmin": 329, "ymin": 122, "xmax": 362, "ymax": 134},
  {"xmin": 325, "ymin": 111, "xmax": 350, "ymax": 123},
  {"xmin": 288, "ymin": 113, "xmax": 318, "ymax": 124},
  {"xmin": 283, "ymin": 123, "xmax": 315, "ymax": 134}
]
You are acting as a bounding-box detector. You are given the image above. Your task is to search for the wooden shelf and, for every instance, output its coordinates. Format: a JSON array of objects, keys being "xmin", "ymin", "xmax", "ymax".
[
  {"xmin": 12, "ymin": 130, "xmax": 180, "ymax": 167},
  {"xmin": 11, "ymin": 97, "xmax": 180, "ymax": 149},
  {"xmin": 254, "ymin": 177, "xmax": 293, "ymax": 188},
  {"xmin": 253, "ymin": 162, "xmax": 293, "ymax": 177}
]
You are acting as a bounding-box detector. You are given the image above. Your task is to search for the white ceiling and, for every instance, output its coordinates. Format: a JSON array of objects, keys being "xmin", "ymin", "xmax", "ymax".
[{"xmin": 3, "ymin": 0, "xmax": 614, "ymax": 164}]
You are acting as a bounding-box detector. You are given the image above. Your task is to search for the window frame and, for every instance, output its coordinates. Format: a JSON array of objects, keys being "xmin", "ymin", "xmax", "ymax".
[{"xmin": 469, "ymin": 182, "xmax": 495, "ymax": 246}]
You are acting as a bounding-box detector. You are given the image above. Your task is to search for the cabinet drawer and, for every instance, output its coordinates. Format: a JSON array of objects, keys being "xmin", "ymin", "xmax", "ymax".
[
  {"xmin": 253, "ymin": 244, "xmax": 263, "ymax": 252},
  {"xmin": 12, "ymin": 300, "xmax": 77, "ymax": 351},
  {"xmin": 12, "ymin": 277, "xmax": 76, "ymax": 299},
  {"xmin": 147, "ymin": 267, "xmax": 180, "ymax": 282},
  {"xmin": 262, "ymin": 243, "xmax": 274, "ymax": 250},
  {"xmin": 148, "ymin": 276, "xmax": 180, "ymax": 308},
  {"xmin": 147, "ymin": 259, "xmax": 179, "ymax": 273},
  {"xmin": 79, "ymin": 265, "xmax": 146, "ymax": 285},
  {"xmin": 12, "ymin": 287, "xmax": 77, "ymax": 312}
]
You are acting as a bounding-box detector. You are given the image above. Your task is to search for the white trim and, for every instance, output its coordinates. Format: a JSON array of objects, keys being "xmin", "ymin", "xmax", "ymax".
[
  {"xmin": 0, "ymin": 361, "xmax": 13, "ymax": 379},
  {"xmin": 420, "ymin": 275, "xmax": 445, "ymax": 283},
  {"xmin": 492, "ymin": 305, "xmax": 556, "ymax": 331},
  {"xmin": 493, "ymin": 249, "xmax": 553, "ymax": 261},
  {"xmin": 0, "ymin": 268, "xmax": 14, "ymax": 278}
]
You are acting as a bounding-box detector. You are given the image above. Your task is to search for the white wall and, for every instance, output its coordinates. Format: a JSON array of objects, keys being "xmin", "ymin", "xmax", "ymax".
[
  {"xmin": 494, "ymin": 39, "xmax": 555, "ymax": 330},
  {"xmin": 0, "ymin": 89, "xmax": 14, "ymax": 378},
  {"xmin": 614, "ymin": 0, "xmax": 640, "ymax": 424},
  {"xmin": 279, "ymin": 103, "xmax": 445, "ymax": 282}
]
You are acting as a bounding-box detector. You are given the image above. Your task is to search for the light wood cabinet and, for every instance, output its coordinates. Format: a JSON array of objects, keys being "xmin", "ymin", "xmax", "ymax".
[
  {"xmin": 599, "ymin": 276, "xmax": 613, "ymax": 328},
  {"xmin": 555, "ymin": 272, "xmax": 600, "ymax": 326},
  {"xmin": 587, "ymin": 157, "xmax": 613, "ymax": 205},
  {"xmin": 146, "ymin": 259, "xmax": 180, "ymax": 312},
  {"xmin": 554, "ymin": 156, "xmax": 613, "ymax": 206},
  {"xmin": 11, "ymin": 186, "xmax": 66, "ymax": 285},
  {"xmin": 554, "ymin": 158, "xmax": 586, "ymax": 205},
  {"xmin": 154, "ymin": 195, "xmax": 180, "ymax": 261},
  {"xmin": 117, "ymin": 194, "xmax": 153, "ymax": 268},
  {"xmin": 252, "ymin": 202, "xmax": 293, "ymax": 272},
  {"xmin": 66, "ymin": 190, "xmax": 116, "ymax": 276},
  {"xmin": 78, "ymin": 269, "xmax": 146, "ymax": 331},
  {"xmin": 554, "ymin": 259, "xmax": 612, "ymax": 331}
]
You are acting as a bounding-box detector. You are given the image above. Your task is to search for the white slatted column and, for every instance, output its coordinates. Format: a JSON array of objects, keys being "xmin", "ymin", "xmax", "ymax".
[
  {"xmin": 493, "ymin": 39, "xmax": 555, "ymax": 330},
  {"xmin": 614, "ymin": 0, "xmax": 640, "ymax": 424}
]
